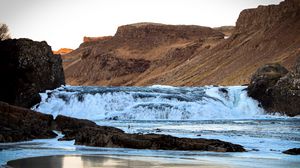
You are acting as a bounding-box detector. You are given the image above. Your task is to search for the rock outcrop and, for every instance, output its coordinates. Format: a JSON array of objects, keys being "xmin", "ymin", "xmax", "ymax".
[
  {"xmin": 0, "ymin": 101, "xmax": 57, "ymax": 142},
  {"xmin": 283, "ymin": 148, "xmax": 300, "ymax": 155},
  {"xmin": 248, "ymin": 57, "xmax": 300, "ymax": 116},
  {"xmin": 83, "ymin": 36, "xmax": 113, "ymax": 43},
  {"xmin": 0, "ymin": 38, "xmax": 65, "ymax": 108},
  {"xmin": 54, "ymin": 115, "xmax": 245, "ymax": 152},
  {"xmin": 63, "ymin": 0, "xmax": 300, "ymax": 86}
]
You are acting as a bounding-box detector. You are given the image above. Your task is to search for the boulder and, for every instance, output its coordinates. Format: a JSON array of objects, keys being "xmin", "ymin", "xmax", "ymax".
[
  {"xmin": 247, "ymin": 63, "xmax": 288, "ymax": 109},
  {"xmin": 248, "ymin": 59, "xmax": 300, "ymax": 116},
  {"xmin": 283, "ymin": 148, "xmax": 300, "ymax": 155},
  {"xmin": 56, "ymin": 115, "xmax": 245, "ymax": 152},
  {"xmin": 0, "ymin": 38, "xmax": 65, "ymax": 108},
  {"xmin": 0, "ymin": 101, "xmax": 57, "ymax": 142}
]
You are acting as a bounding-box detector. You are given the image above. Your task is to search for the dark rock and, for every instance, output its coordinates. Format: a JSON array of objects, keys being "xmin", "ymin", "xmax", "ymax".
[
  {"xmin": 0, "ymin": 101, "xmax": 57, "ymax": 142},
  {"xmin": 283, "ymin": 148, "xmax": 300, "ymax": 155},
  {"xmin": 295, "ymin": 56, "xmax": 300, "ymax": 74},
  {"xmin": 270, "ymin": 72, "xmax": 300, "ymax": 116},
  {"xmin": 56, "ymin": 115, "xmax": 245, "ymax": 152},
  {"xmin": 248, "ymin": 63, "xmax": 288, "ymax": 108},
  {"xmin": 55, "ymin": 115, "xmax": 97, "ymax": 131},
  {"xmin": 54, "ymin": 115, "xmax": 124, "ymax": 141},
  {"xmin": 0, "ymin": 103, "xmax": 245, "ymax": 152},
  {"xmin": 0, "ymin": 38, "xmax": 65, "ymax": 108},
  {"xmin": 247, "ymin": 64, "xmax": 284, "ymax": 108},
  {"xmin": 248, "ymin": 59, "xmax": 300, "ymax": 116},
  {"xmin": 219, "ymin": 88, "xmax": 228, "ymax": 94}
]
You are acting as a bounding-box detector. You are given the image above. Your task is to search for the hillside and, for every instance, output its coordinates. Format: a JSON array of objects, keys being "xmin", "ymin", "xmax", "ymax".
[{"xmin": 64, "ymin": 0, "xmax": 300, "ymax": 86}]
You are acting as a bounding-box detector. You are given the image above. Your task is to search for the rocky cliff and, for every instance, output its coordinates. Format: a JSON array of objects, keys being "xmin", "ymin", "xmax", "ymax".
[
  {"xmin": 64, "ymin": 23, "xmax": 224, "ymax": 85},
  {"xmin": 64, "ymin": 0, "xmax": 300, "ymax": 86},
  {"xmin": 0, "ymin": 38, "xmax": 65, "ymax": 108}
]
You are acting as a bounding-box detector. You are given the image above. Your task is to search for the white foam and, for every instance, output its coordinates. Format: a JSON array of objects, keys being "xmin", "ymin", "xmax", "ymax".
[{"xmin": 33, "ymin": 85, "xmax": 267, "ymax": 121}]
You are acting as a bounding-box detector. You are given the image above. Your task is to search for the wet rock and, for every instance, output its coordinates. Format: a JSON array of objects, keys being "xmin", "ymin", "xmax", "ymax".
[
  {"xmin": 248, "ymin": 61, "xmax": 300, "ymax": 116},
  {"xmin": 56, "ymin": 115, "xmax": 245, "ymax": 152},
  {"xmin": 0, "ymin": 38, "xmax": 65, "ymax": 108},
  {"xmin": 248, "ymin": 63, "xmax": 288, "ymax": 109},
  {"xmin": 283, "ymin": 148, "xmax": 300, "ymax": 155},
  {"xmin": 0, "ymin": 101, "xmax": 57, "ymax": 142},
  {"xmin": 54, "ymin": 115, "xmax": 124, "ymax": 141},
  {"xmin": 270, "ymin": 72, "xmax": 300, "ymax": 116}
]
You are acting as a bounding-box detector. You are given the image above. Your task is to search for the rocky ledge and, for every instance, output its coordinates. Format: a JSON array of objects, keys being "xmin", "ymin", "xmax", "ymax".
[
  {"xmin": 55, "ymin": 115, "xmax": 245, "ymax": 152},
  {"xmin": 248, "ymin": 57, "xmax": 300, "ymax": 116},
  {"xmin": 0, "ymin": 101, "xmax": 56, "ymax": 142},
  {"xmin": 0, "ymin": 38, "xmax": 65, "ymax": 108},
  {"xmin": 0, "ymin": 102, "xmax": 245, "ymax": 152}
]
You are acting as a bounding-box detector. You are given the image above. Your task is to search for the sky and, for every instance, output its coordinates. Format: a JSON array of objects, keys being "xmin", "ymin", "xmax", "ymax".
[{"xmin": 0, "ymin": 0, "xmax": 282, "ymax": 50}]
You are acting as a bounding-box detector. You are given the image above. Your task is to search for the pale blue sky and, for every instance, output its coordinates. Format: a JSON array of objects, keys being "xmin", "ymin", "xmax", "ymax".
[{"xmin": 0, "ymin": 0, "xmax": 282, "ymax": 50}]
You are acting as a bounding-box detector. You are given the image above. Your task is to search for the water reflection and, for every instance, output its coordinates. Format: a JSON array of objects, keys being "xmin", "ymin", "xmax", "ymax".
[
  {"xmin": 7, "ymin": 155, "xmax": 156, "ymax": 168},
  {"xmin": 7, "ymin": 155, "xmax": 217, "ymax": 168}
]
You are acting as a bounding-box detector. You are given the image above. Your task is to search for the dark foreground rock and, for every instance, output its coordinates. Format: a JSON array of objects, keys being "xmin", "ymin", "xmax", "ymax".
[
  {"xmin": 283, "ymin": 148, "xmax": 300, "ymax": 155},
  {"xmin": 0, "ymin": 102, "xmax": 245, "ymax": 152},
  {"xmin": 0, "ymin": 101, "xmax": 57, "ymax": 142},
  {"xmin": 0, "ymin": 38, "xmax": 65, "ymax": 108},
  {"xmin": 55, "ymin": 115, "xmax": 245, "ymax": 152},
  {"xmin": 248, "ymin": 58, "xmax": 300, "ymax": 116}
]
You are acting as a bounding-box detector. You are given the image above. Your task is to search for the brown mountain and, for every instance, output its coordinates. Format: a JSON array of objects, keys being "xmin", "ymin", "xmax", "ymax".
[{"xmin": 64, "ymin": 0, "xmax": 300, "ymax": 86}]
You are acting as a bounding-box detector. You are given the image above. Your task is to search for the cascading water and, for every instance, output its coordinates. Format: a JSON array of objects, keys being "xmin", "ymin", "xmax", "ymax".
[
  {"xmin": 32, "ymin": 85, "xmax": 266, "ymax": 121},
  {"xmin": 2, "ymin": 85, "xmax": 300, "ymax": 168}
]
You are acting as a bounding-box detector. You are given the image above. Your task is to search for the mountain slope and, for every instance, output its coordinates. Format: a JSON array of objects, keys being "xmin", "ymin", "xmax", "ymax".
[
  {"xmin": 64, "ymin": 0, "xmax": 300, "ymax": 86},
  {"xmin": 64, "ymin": 23, "xmax": 224, "ymax": 85}
]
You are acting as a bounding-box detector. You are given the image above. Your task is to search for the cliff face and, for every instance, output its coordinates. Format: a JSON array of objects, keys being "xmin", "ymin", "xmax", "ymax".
[
  {"xmin": 64, "ymin": 23, "xmax": 224, "ymax": 85},
  {"xmin": 142, "ymin": 0, "xmax": 300, "ymax": 86},
  {"xmin": 235, "ymin": 0, "xmax": 300, "ymax": 33},
  {"xmin": 83, "ymin": 36, "xmax": 113, "ymax": 43},
  {"xmin": 64, "ymin": 0, "xmax": 300, "ymax": 86},
  {"xmin": 0, "ymin": 38, "xmax": 65, "ymax": 107}
]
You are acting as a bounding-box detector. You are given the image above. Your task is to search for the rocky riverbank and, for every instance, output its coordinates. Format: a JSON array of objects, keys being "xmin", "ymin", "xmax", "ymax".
[
  {"xmin": 0, "ymin": 101, "xmax": 56, "ymax": 142},
  {"xmin": 0, "ymin": 101, "xmax": 245, "ymax": 152}
]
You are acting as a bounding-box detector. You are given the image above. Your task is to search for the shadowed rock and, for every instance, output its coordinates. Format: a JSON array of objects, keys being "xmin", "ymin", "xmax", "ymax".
[
  {"xmin": 247, "ymin": 63, "xmax": 288, "ymax": 109},
  {"xmin": 283, "ymin": 148, "xmax": 300, "ymax": 155},
  {"xmin": 0, "ymin": 38, "xmax": 65, "ymax": 108},
  {"xmin": 55, "ymin": 115, "xmax": 245, "ymax": 152},
  {"xmin": 0, "ymin": 101, "xmax": 57, "ymax": 142},
  {"xmin": 248, "ymin": 58, "xmax": 300, "ymax": 116}
]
